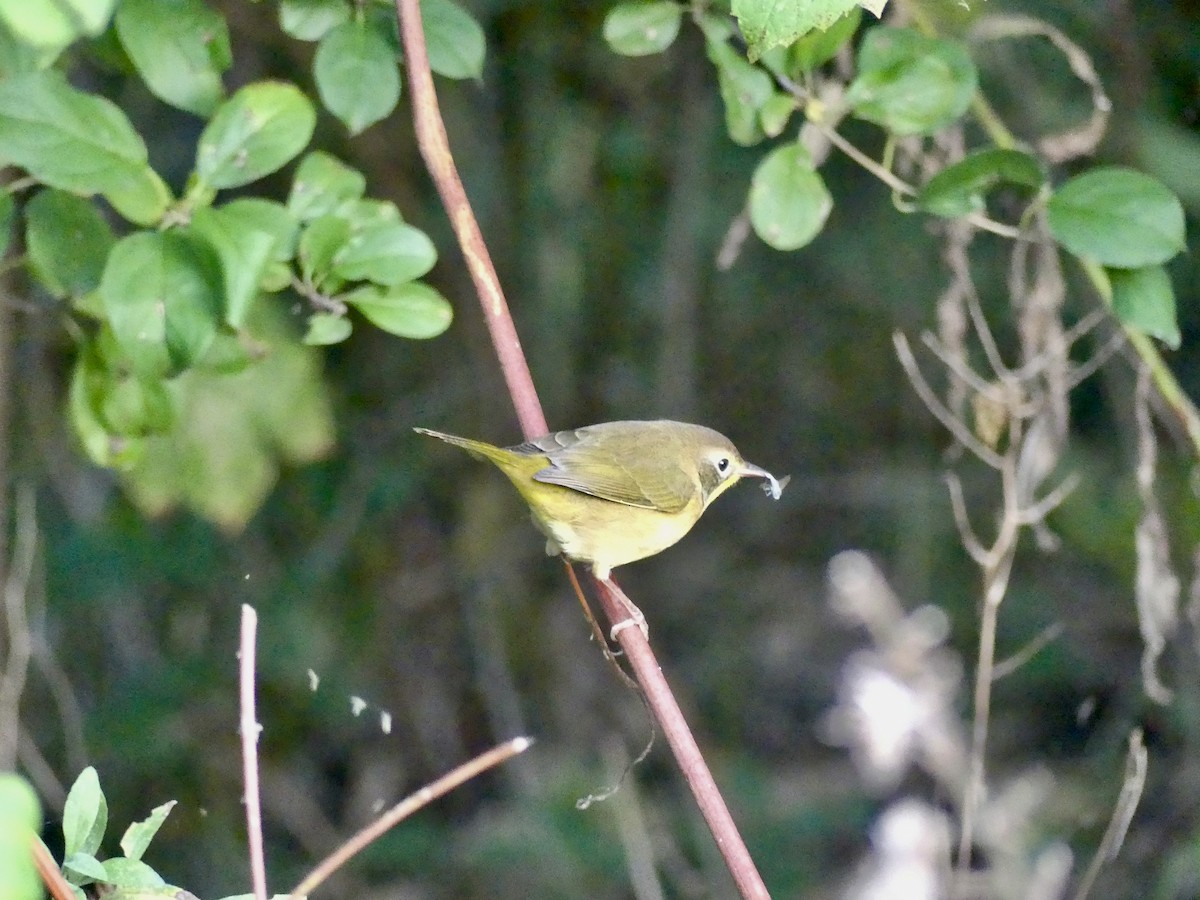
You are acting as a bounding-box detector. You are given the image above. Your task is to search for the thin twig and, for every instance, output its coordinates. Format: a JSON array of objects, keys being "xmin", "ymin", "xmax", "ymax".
[
  {"xmin": 1072, "ymin": 730, "xmax": 1148, "ymax": 900},
  {"xmin": 292, "ymin": 737, "xmax": 533, "ymax": 897},
  {"xmin": 0, "ymin": 484, "xmax": 38, "ymax": 768},
  {"xmin": 944, "ymin": 473, "xmax": 988, "ymax": 565},
  {"xmin": 239, "ymin": 605, "xmax": 269, "ymax": 900},
  {"xmin": 991, "ymin": 622, "xmax": 1065, "ymax": 681},
  {"xmin": 1015, "ymin": 472, "xmax": 1079, "ymax": 525},
  {"xmin": 31, "ymin": 836, "xmax": 76, "ymax": 900}
]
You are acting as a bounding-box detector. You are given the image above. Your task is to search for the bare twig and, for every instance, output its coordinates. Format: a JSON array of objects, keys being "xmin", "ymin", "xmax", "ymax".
[
  {"xmin": 1072, "ymin": 730, "xmax": 1148, "ymax": 900},
  {"xmin": 292, "ymin": 737, "xmax": 533, "ymax": 897},
  {"xmin": 32, "ymin": 835, "xmax": 76, "ymax": 900},
  {"xmin": 0, "ymin": 484, "xmax": 38, "ymax": 768},
  {"xmin": 991, "ymin": 622, "xmax": 1065, "ymax": 681},
  {"xmin": 239, "ymin": 605, "xmax": 269, "ymax": 900},
  {"xmin": 395, "ymin": 1, "xmax": 772, "ymax": 895}
]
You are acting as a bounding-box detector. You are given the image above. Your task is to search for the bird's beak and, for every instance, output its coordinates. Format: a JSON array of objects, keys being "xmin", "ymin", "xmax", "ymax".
[{"xmin": 739, "ymin": 462, "xmax": 789, "ymax": 500}]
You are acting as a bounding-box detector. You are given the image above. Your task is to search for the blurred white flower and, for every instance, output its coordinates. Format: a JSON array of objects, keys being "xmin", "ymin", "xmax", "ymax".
[{"xmin": 847, "ymin": 800, "xmax": 951, "ymax": 900}]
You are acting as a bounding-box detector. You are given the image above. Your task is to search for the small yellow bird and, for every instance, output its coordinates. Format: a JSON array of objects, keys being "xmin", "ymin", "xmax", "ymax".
[{"xmin": 415, "ymin": 420, "xmax": 786, "ymax": 579}]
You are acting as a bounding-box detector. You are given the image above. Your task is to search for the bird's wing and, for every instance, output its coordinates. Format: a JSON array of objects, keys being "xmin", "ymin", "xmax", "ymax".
[{"xmin": 520, "ymin": 429, "xmax": 692, "ymax": 514}]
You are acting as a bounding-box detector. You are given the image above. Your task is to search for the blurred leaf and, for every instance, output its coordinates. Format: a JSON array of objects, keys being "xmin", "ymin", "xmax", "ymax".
[
  {"xmin": 303, "ymin": 311, "xmax": 352, "ymax": 345},
  {"xmin": 70, "ymin": 347, "xmax": 147, "ymax": 468},
  {"xmin": 299, "ymin": 214, "xmax": 351, "ymax": 286},
  {"xmin": 189, "ymin": 202, "xmax": 281, "ymax": 327},
  {"xmin": 1047, "ymin": 167, "xmax": 1185, "ymax": 268},
  {"xmin": 195, "ymin": 81, "xmax": 316, "ymax": 190},
  {"xmin": 63, "ymin": 851, "xmax": 108, "ymax": 883},
  {"xmin": 759, "ymin": 92, "xmax": 796, "ymax": 138},
  {"xmin": 788, "ymin": 7, "xmax": 862, "ymax": 73},
  {"xmin": 120, "ymin": 303, "xmax": 336, "ymax": 530},
  {"xmin": 749, "ymin": 142, "xmax": 832, "ymax": 250},
  {"xmin": 733, "ymin": 0, "xmax": 867, "ymax": 61},
  {"xmin": 25, "ymin": 189, "xmax": 115, "ymax": 298},
  {"xmin": 279, "ymin": 0, "xmax": 350, "ymax": 41},
  {"xmin": 100, "ymin": 231, "xmax": 222, "ymax": 375},
  {"xmin": 102, "ymin": 856, "xmax": 166, "ymax": 888},
  {"xmin": 287, "ymin": 151, "xmax": 366, "ymax": 222},
  {"xmin": 706, "ymin": 34, "xmax": 773, "ymax": 146},
  {"xmin": 0, "ymin": 0, "xmax": 115, "ymax": 51},
  {"xmin": 1109, "ymin": 264, "xmax": 1179, "ymax": 349},
  {"xmin": 0, "ymin": 774, "xmax": 41, "ymax": 900},
  {"xmin": 115, "ymin": 0, "xmax": 230, "ymax": 116},
  {"xmin": 0, "ymin": 16, "xmax": 57, "ymax": 75},
  {"xmin": 63, "ymin": 767, "xmax": 107, "ymax": 858},
  {"xmin": 0, "ymin": 70, "xmax": 170, "ymax": 224},
  {"xmin": 98, "ymin": 365, "xmax": 175, "ymax": 437},
  {"xmin": 603, "ymin": 2, "xmax": 682, "ymax": 57},
  {"xmin": 917, "ymin": 148, "xmax": 1043, "ymax": 217},
  {"xmin": 345, "ymin": 282, "xmax": 453, "ymax": 338},
  {"xmin": 422, "ymin": 0, "xmax": 485, "ymax": 79},
  {"xmin": 0, "ymin": 190, "xmax": 14, "ymax": 260},
  {"xmin": 847, "ymin": 27, "xmax": 976, "ymax": 135},
  {"xmin": 314, "ymin": 19, "xmax": 400, "ymax": 135},
  {"xmin": 334, "ymin": 218, "xmax": 436, "ymax": 286}
]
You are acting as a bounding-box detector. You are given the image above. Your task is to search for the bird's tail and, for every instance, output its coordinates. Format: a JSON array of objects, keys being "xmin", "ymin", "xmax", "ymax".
[{"xmin": 413, "ymin": 427, "xmax": 508, "ymax": 465}]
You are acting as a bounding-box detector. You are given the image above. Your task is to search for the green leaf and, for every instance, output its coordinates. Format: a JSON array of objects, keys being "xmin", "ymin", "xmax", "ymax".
[
  {"xmin": 759, "ymin": 92, "xmax": 796, "ymax": 138},
  {"xmin": 0, "ymin": 70, "xmax": 170, "ymax": 224},
  {"xmin": 847, "ymin": 27, "xmax": 976, "ymax": 136},
  {"xmin": 25, "ymin": 189, "xmax": 115, "ymax": 298},
  {"xmin": 345, "ymin": 282, "xmax": 453, "ymax": 338},
  {"xmin": 422, "ymin": 0, "xmax": 486, "ymax": 80},
  {"xmin": 314, "ymin": 19, "xmax": 400, "ymax": 135},
  {"xmin": 196, "ymin": 81, "xmax": 316, "ymax": 190},
  {"xmin": 733, "ymin": 0, "xmax": 866, "ymax": 61},
  {"xmin": 1109, "ymin": 265, "xmax": 1180, "ymax": 349},
  {"xmin": 102, "ymin": 856, "xmax": 166, "ymax": 889},
  {"xmin": 603, "ymin": 2, "xmax": 682, "ymax": 57},
  {"xmin": 299, "ymin": 214, "xmax": 351, "ymax": 285},
  {"xmin": 279, "ymin": 0, "xmax": 350, "ymax": 41},
  {"xmin": 63, "ymin": 851, "xmax": 108, "ymax": 884},
  {"xmin": 333, "ymin": 218, "xmax": 436, "ymax": 286},
  {"xmin": 0, "ymin": 775, "xmax": 41, "ymax": 900},
  {"xmin": 917, "ymin": 148, "xmax": 1043, "ymax": 217},
  {"xmin": 749, "ymin": 142, "xmax": 832, "ymax": 250},
  {"xmin": 0, "ymin": 0, "xmax": 116, "ymax": 50},
  {"xmin": 70, "ymin": 347, "xmax": 146, "ymax": 468},
  {"xmin": 100, "ymin": 231, "xmax": 223, "ymax": 375},
  {"xmin": 63, "ymin": 767, "xmax": 107, "ymax": 859},
  {"xmin": 788, "ymin": 7, "xmax": 862, "ymax": 73},
  {"xmin": 706, "ymin": 34, "xmax": 773, "ymax": 146},
  {"xmin": 1046, "ymin": 167, "xmax": 1186, "ymax": 268},
  {"xmin": 287, "ymin": 151, "xmax": 366, "ymax": 222},
  {"xmin": 189, "ymin": 202, "xmax": 284, "ymax": 327},
  {"xmin": 303, "ymin": 311, "xmax": 352, "ymax": 345},
  {"xmin": 98, "ymin": 367, "xmax": 175, "ymax": 437},
  {"xmin": 0, "ymin": 16, "xmax": 58, "ymax": 76},
  {"xmin": 115, "ymin": 0, "xmax": 231, "ymax": 117}
]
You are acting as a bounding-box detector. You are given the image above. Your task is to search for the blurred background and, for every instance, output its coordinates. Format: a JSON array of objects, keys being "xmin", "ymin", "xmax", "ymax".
[{"xmin": 9, "ymin": 0, "xmax": 1200, "ymax": 897}]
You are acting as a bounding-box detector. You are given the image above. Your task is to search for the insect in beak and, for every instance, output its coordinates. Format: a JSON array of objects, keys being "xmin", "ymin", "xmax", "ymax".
[{"xmin": 739, "ymin": 462, "xmax": 789, "ymax": 500}]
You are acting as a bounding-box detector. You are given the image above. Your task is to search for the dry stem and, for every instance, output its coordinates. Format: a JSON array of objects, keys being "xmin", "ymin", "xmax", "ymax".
[{"xmin": 239, "ymin": 605, "xmax": 269, "ymax": 900}]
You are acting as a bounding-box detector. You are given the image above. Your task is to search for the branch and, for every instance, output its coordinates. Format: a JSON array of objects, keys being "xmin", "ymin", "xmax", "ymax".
[
  {"xmin": 394, "ymin": 3, "xmax": 770, "ymax": 895},
  {"xmin": 239, "ymin": 605, "xmax": 269, "ymax": 900}
]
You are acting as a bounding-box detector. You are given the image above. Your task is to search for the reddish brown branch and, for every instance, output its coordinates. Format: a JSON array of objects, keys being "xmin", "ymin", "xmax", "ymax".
[{"xmin": 394, "ymin": 1, "xmax": 769, "ymax": 896}]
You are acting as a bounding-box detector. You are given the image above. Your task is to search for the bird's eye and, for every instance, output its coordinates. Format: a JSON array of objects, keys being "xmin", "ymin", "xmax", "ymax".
[{"xmin": 716, "ymin": 457, "xmax": 730, "ymax": 474}]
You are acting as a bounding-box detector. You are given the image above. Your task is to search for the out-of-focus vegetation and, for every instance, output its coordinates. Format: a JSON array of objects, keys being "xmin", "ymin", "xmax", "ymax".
[{"xmin": 1, "ymin": 0, "xmax": 1199, "ymax": 897}]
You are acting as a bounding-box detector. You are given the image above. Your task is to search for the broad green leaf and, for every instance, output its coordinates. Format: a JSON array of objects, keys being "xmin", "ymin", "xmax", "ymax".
[
  {"xmin": 115, "ymin": 0, "xmax": 231, "ymax": 117},
  {"xmin": 303, "ymin": 312, "xmax": 352, "ymax": 345},
  {"xmin": 63, "ymin": 768, "xmax": 107, "ymax": 858},
  {"xmin": 102, "ymin": 856, "xmax": 166, "ymax": 888},
  {"xmin": 279, "ymin": 0, "xmax": 350, "ymax": 41},
  {"xmin": 0, "ymin": 71, "xmax": 170, "ymax": 224},
  {"xmin": 0, "ymin": 16, "xmax": 58, "ymax": 75},
  {"xmin": 0, "ymin": 189, "xmax": 13, "ymax": 259},
  {"xmin": 189, "ymin": 203, "xmax": 280, "ymax": 327},
  {"xmin": 25, "ymin": 189, "xmax": 115, "ymax": 298},
  {"xmin": 120, "ymin": 302, "xmax": 335, "ymax": 531},
  {"xmin": 733, "ymin": 0, "xmax": 869, "ymax": 61},
  {"xmin": 100, "ymin": 231, "xmax": 223, "ymax": 375},
  {"xmin": 603, "ymin": 2, "xmax": 682, "ymax": 57},
  {"xmin": 749, "ymin": 142, "xmax": 832, "ymax": 250},
  {"xmin": 422, "ymin": 0, "xmax": 486, "ymax": 80},
  {"xmin": 847, "ymin": 27, "xmax": 976, "ymax": 136},
  {"xmin": 70, "ymin": 348, "xmax": 146, "ymax": 468},
  {"xmin": 299, "ymin": 214, "xmax": 351, "ymax": 285},
  {"xmin": 1109, "ymin": 265, "xmax": 1180, "ymax": 349},
  {"xmin": 287, "ymin": 151, "xmax": 366, "ymax": 221},
  {"xmin": 314, "ymin": 19, "xmax": 400, "ymax": 135},
  {"xmin": 788, "ymin": 7, "xmax": 861, "ymax": 73},
  {"xmin": 917, "ymin": 148, "xmax": 1043, "ymax": 217},
  {"xmin": 1046, "ymin": 167, "xmax": 1185, "ymax": 268},
  {"xmin": 63, "ymin": 851, "xmax": 108, "ymax": 884},
  {"xmin": 196, "ymin": 81, "xmax": 316, "ymax": 190},
  {"xmin": 345, "ymin": 282, "xmax": 453, "ymax": 338},
  {"xmin": 0, "ymin": 0, "xmax": 116, "ymax": 50},
  {"xmin": 0, "ymin": 775, "xmax": 41, "ymax": 900},
  {"xmin": 98, "ymin": 367, "xmax": 175, "ymax": 437},
  {"xmin": 333, "ymin": 219, "xmax": 436, "ymax": 286},
  {"xmin": 706, "ymin": 34, "xmax": 773, "ymax": 146}
]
